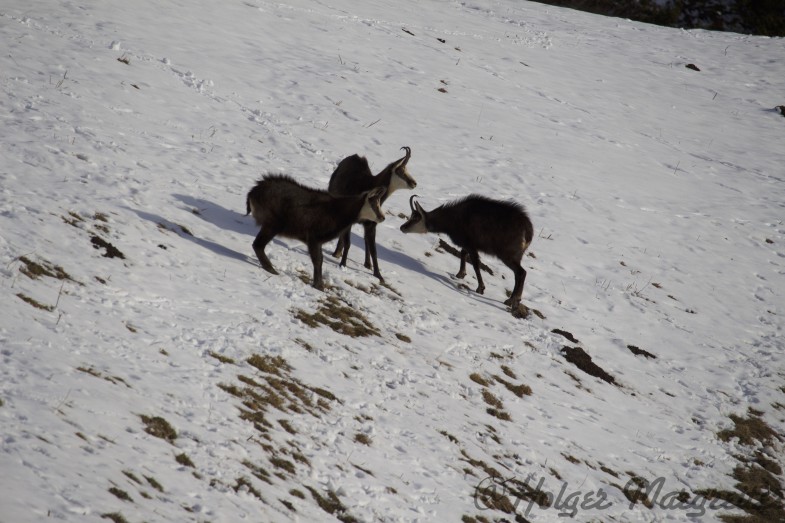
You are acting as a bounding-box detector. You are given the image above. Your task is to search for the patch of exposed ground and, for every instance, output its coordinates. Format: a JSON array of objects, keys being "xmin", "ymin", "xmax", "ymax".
[
  {"xmin": 561, "ymin": 346, "xmax": 617, "ymax": 385},
  {"xmin": 696, "ymin": 409, "xmax": 785, "ymax": 522},
  {"xmin": 293, "ymin": 294, "xmax": 380, "ymax": 337}
]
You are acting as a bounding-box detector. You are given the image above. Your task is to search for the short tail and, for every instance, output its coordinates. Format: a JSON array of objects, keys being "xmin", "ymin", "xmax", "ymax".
[
  {"xmin": 522, "ymin": 212, "xmax": 534, "ymax": 252},
  {"xmin": 246, "ymin": 183, "xmax": 265, "ymax": 226}
]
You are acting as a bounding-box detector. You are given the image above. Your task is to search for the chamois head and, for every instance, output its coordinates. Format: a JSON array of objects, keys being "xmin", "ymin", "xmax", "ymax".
[
  {"xmin": 387, "ymin": 146, "xmax": 417, "ymax": 193},
  {"xmin": 359, "ymin": 187, "xmax": 388, "ymax": 223},
  {"xmin": 400, "ymin": 195, "xmax": 428, "ymax": 233}
]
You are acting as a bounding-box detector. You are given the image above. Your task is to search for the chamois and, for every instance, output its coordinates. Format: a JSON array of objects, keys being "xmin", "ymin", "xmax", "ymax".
[
  {"xmin": 246, "ymin": 174, "xmax": 386, "ymax": 290},
  {"xmin": 400, "ymin": 195, "xmax": 534, "ymax": 307},
  {"xmin": 328, "ymin": 146, "xmax": 417, "ymax": 282}
]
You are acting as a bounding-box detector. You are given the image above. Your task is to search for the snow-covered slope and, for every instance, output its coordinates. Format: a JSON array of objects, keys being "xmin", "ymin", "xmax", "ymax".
[{"xmin": 2, "ymin": 1, "xmax": 784, "ymax": 521}]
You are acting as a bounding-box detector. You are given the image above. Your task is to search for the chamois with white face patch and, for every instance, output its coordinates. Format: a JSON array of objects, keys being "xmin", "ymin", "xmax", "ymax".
[
  {"xmin": 246, "ymin": 174, "xmax": 386, "ymax": 290},
  {"xmin": 328, "ymin": 146, "xmax": 417, "ymax": 282},
  {"xmin": 400, "ymin": 195, "xmax": 533, "ymax": 307}
]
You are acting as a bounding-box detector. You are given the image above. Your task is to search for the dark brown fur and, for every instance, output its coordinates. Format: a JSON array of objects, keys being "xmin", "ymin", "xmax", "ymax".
[
  {"xmin": 246, "ymin": 174, "xmax": 385, "ymax": 290},
  {"xmin": 328, "ymin": 147, "xmax": 416, "ymax": 282},
  {"xmin": 400, "ymin": 195, "xmax": 533, "ymax": 306}
]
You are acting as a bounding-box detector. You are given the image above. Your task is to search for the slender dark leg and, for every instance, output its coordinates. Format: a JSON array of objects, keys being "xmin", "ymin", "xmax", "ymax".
[
  {"xmin": 252, "ymin": 229, "xmax": 279, "ymax": 275},
  {"xmin": 363, "ymin": 222, "xmax": 383, "ymax": 282},
  {"xmin": 456, "ymin": 249, "xmax": 468, "ymax": 279},
  {"xmin": 362, "ymin": 222, "xmax": 373, "ymax": 269},
  {"xmin": 331, "ymin": 233, "xmax": 345, "ymax": 258},
  {"xmin": 469, "ymin": 250, "xmax": 485, "ymax": 295},
  {"xmin": 308, "ymin": 241, "xmax": 325, "ymax": 290},
  {"xmin": 502, "ymin": 260, "xmax": 527, "ymax": 306},
  {"xmin": 338, "ymin": 229, "xmax": 351, "ymax": 267}
]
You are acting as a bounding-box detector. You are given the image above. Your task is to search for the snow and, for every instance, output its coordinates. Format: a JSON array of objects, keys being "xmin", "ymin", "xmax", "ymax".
[{"xmin": 1, "ymin": 0, "xmax": 784, "ymax": 521}]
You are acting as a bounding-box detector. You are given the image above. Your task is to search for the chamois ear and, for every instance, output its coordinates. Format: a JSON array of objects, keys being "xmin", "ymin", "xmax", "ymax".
[{"xmin": 368, "ymin": 187, "xmax": 387, "ymax": 200}]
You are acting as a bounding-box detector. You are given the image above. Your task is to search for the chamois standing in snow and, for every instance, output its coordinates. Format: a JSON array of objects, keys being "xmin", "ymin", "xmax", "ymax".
[
  {"xmin": 328, "ymin": 146, "xmax": 417, "ymax": 282},
  {"xmin": 246, "ymin": 174, "xmax": 386, "ymax": 290},
  {"xmin": 400, "ymin": 195, "xmax": 533, "ymax": 307}
]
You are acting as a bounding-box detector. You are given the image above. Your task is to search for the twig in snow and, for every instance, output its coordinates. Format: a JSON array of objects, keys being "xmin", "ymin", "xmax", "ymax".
[
  {"xmin": 55, "ymin": 281, "xmax": 65, "ymax": 309},
  {"xmin": 55, "ymin": 70, "xmax": 68, "ymax": 90},
  {"xmin": 54, "ymin": 388, "xmax": 73, "ymax": 414}
]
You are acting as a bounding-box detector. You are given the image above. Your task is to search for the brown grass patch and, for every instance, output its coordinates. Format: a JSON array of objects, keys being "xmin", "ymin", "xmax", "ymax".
[
  {"xmin": 76, "ymin": 366, "xmax": 131, "ymax": 388},
  {"xmin": 108, "ymin": 487, "xmax": 133, "ymax": 502},
  {"xmin": 90, "ymin": 235, "xmax": 125, "ymax": 259},
  {"xmin": 493, "ymin": 375, "xmax": 532, "ymax": 397},
  {"xmin": 718, "ymin": 410, "xmax": 779, "ymax": 446},
  {"xmin": 175, "ymin": 453, "xmax": 195, "ymax": 468},
  {"xmin": 139, "ymin": 415, "xmax": 177, "ymax": 443},
  {"xmin": 209, "ymin": 351, "xmax": 236, "ymax": 364},
  {"xmin": 627, "ymin": 344, "xmax": 657, "ymax": 359},
  {"xmin": 354, "ymin": 433, "xmax": 372, "ymax": 446},
  {"xmin": 561, "ymin": 346, "xmax": 617, "ymax": 385},
  {"xmin": 306, "ymin": 486, "xmax": 359, "ymax": 523},
  {"xmin": 293, "ymin": 295, "xmax": 380, "ymax": 337},
  {"xmin": 696, "ymin": 410, "xmax": 785, "ymax": 521},
  {"xmin": 16, "ymin": 293, "xmax": 54, "ymax": 311},
  {"xmin": 18, "ymin": 256, "xmax": 80, "ymax": 284},
  {"xmin": 101, "ymin": 513, "xmax": 129, "ymax": 523},
  {"xmin": 469, "ymin": 373, "xmax": 492, "ymax": 387}
]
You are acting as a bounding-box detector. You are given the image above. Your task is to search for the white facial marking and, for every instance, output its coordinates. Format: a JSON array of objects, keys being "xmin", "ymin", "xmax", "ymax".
[
  {"xmin": 402, "ymin": 214, "xmax": 427, "ymax": 233},
  {"xmin": 359, "ymin": 198, "xmax": 384, "ymax": 223},
  {"xmin": 389, "ymin": 166, "xmax": 415, "ymax": 193}
]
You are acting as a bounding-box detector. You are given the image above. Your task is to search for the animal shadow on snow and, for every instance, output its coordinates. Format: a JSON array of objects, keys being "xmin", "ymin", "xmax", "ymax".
[
  {"xmin": 166, "ymin": 195, "xmax": 505, "ymax": 302},
  {"xmin": 173, "ymin": 194, "xmax": 339, "ymax": 267},
  {"xmin": 343, "ymin": 232, "xmax": 501, "ymax": 306},
  {"xmin": 173, "ymin": 194, "xmax": 250, "ymax": 235},
  {"xmin": 130, "ymin": 206, "xmax": 253, "ymax": 264}
]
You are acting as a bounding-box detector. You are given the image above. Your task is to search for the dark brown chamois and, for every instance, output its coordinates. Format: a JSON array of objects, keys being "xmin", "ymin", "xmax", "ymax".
[
  {"xmin": 400, "ymin": 195, "xmax": 534, "ymax": 307},
  {"xmin": 328, "ymin": 146, "xmax": 417, "ymax": 282},
  {"xmin": 246, "ymin": 174, "xmax": 386, "ymax": 290}
]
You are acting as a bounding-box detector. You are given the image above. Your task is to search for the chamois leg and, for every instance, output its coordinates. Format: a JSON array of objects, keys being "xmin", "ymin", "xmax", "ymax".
[
  {"xmin": 337, "ymin": 229, "xmax": 352, "ymax": 267},
  {"xmin": 332, "ymin": 234, "xmax": 344, "ymax": 258},
  {"xmin": 469, "ymin": 250, "xmax": 485, "ymax": 295},
  {"xmin": 252, "ymin": 228, "xmax": 279, "ymax": 275},
  {"xmin": 502, "ymin": 260, "xmax": 527, "ymax": 307},
  {"xmin": 362, "ymin": 222, "xmax": 373, "ymax": 269},
  {"xmin": 456, "ymin": 249, "xmax": 469, "ymax": 279},
  {"xmin": 308, "ymin": 241, "xmax": 325, "ymax": 290},
  {"xmin": 333, "ymin": 228, "xmax": 349, "ymax": 261},
  {"xmin": 363, "ymin": 222, "xmax": 384, "ymax": 282}
]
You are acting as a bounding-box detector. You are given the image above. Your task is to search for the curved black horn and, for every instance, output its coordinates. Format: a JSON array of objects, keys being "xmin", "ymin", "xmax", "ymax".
[
  {"xmin": 408, "ymin": 194, "xmax": 420, "ymax": 213},
  {"xmin": 400, "ymin": 146, "xmax": 411, "ymax": 165}
]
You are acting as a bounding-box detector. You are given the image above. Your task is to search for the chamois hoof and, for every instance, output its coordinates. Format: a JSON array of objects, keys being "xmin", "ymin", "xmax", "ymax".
[
  {"xmin": 511, "ymin": 303, "xmax": 530, "ymax": 319},
  {"xmin": 455, "ymin": 271, "xmax": 466, "ymax": 279},
  {"xmin": 475, "ymin": 285, "xmax": 485, "ymax": 295},
  {"xmin": 262, "ymin": 265, "xmax": 279, "ymax": 276}
]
